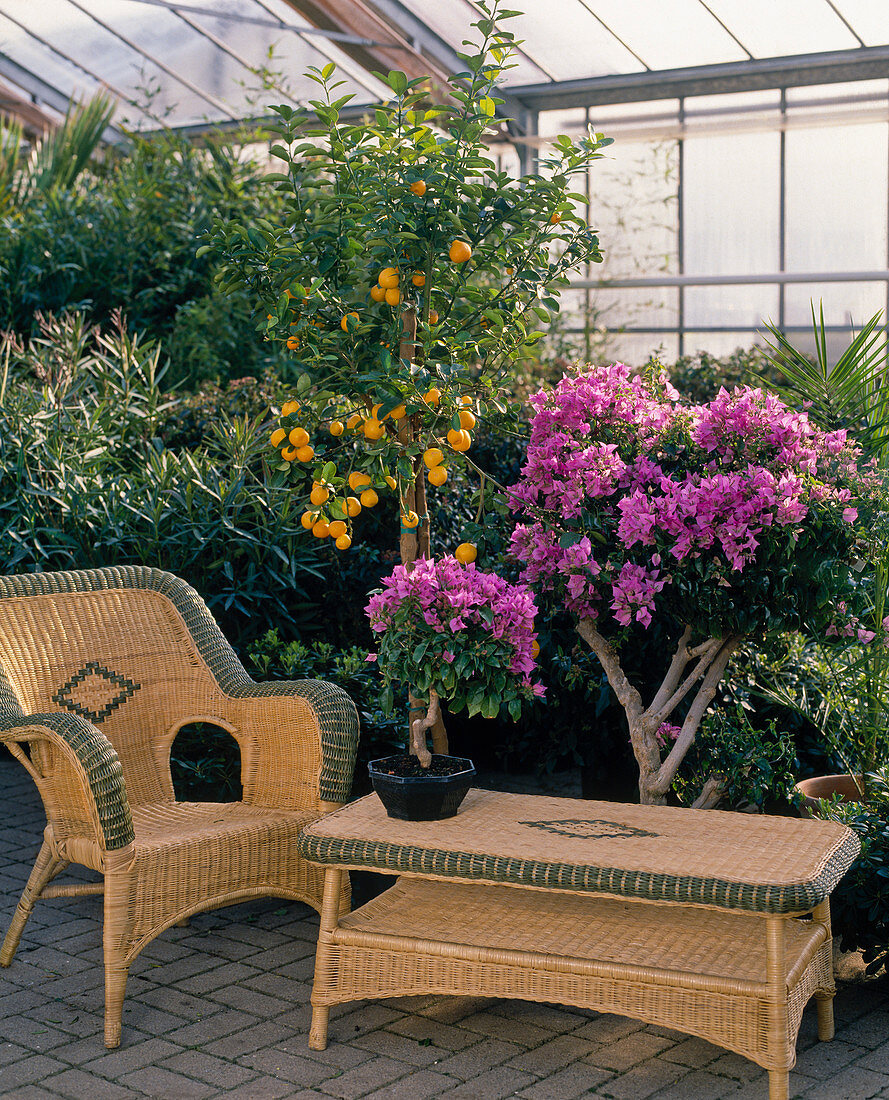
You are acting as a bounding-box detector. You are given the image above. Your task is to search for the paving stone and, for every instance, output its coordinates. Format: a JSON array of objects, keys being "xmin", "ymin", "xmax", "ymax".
[
  {"xmin": 660, "ymin": 1037, "xmax": 722, "ymax": 1069},
  {"xmin": 1, "ymin": 1088, "xmax": 61, "ymax": 1099},
  {"xmin": 203, "ymin": 1020, "xmax": 296, "ymax": 1057},
  {"xmin": 516, "ymin": 1061, "xmax": 614, "ymax": 1098},
  {"xmin": 219, "ymin": 1077, "xmax": 296, "ymax": 1099},
  {"xmin": 117, "ymin": 1065, "xmax": 217, "ymax": 1097},
  {"xmin": 80, "ymin": 1037, "xmax": 184, "ymax": 1078},
  {"xmin": 574, "ymin": 1014, "xmax": 648, "ymax": 1044},
  {"xmin": 794, "ymin": 1038, "xmax": 868, "ymax": 1075},
  {"xmin": 490, "ymin": 1001, "xmax": 589, "ymax": 1034},
  {"xmin": 360, "ymin": 1068, "xmax": 462, "ymax": 1098},
  {"xmin": 37, "ymin": 1068, "xmax": 139, "ymax": 1099},
  {"xmin": 793, "ymin": 1065, "xmax": 889, "ymax": 1099},
  {"xmin": 160, "ymin": 1048, "xmax": 258, "ymax": 1088},
  {"xmin": 835, "ymin": 1012, "xmax": 889, "ymax": 1050},
  {"xmin": 419, "ymin": 1037, "xmax": 523, "ymax": 1081},
  {"xmin": 857, "ymin": 1046, "xmax": 889, "ymax": 1074},
  {"xmin": 649, "ymin": 1068, "xmax": 742, "ymax": 1098},
  {"xmin": 161, "ymin": 1008, "xmax": 260, "ymax": 1047},
  {"xmin": 597, "ymin": 1059, "xmax": 691, "ymax": 1099},
  {"xmin": 506, "ymin": 1033, "xmax": 598, "ymax": 1074},
  {"xmin": 313, "ymin": 1054, "xmax": 412, "ymax": 1098},
  {"xmin": 0, "ymin": 1041, "xmax": 32, "ymax": 1066},
  {"xmin": 350, "ymin": 1027, "xmax": 455, "ymax": 1066},
  {"xmin": 238, "ymin": 1047, "xmax": 336, "ymax": 1087},
  {"xmin": 327, "ymin": 1002, "xmax": 407, "ymax": 1041},
  {"xmin": 452, "ymin": 1009, "xmax": 556, "ymax": 1047},
  {"xmin": 436, "ymin": 1065, "xmax": 539, "ymax": 1098},
  {"xmin": 587, "ymin": 1032, "xmax": 676, "ymax": 1072},
  {"xmin": 418, "ymin": 995, "xmax": 499, "ymax": 1023},
  {"xmin": 386, "ymin": 1015, "xmax": 482, "ymax": 1051},
  {"xmin": 0, "ymin": 1054, "xmax": 69, "ymax": 1091},
  {"xmin": 205, "ymin": 983, "xmax": 295, "ymax": 1016}
]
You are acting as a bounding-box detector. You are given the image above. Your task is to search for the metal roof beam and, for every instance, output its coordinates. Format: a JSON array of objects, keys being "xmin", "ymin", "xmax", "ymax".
[{"xmin": 506, "ymin": 45, "xmax": 889, "ymax": 110}]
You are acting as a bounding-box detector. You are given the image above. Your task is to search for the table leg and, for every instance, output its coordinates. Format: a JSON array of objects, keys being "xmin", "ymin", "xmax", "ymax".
[
  {"xmin": 308, "ymin": 868, "xmax": 344, "ymax": 1051},
  {"xmin": 766, "ymin": 916, "xmax": 789, "ymax": 1100},
  {"xmin": 812, "ymin": 899, "xmax": 835, "ymax": 1041}
]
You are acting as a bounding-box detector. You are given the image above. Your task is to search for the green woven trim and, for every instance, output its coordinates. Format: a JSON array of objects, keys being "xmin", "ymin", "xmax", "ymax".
[
  {"xmin": 0, "ymin": 567, "xmax": 359, "ymax": 804},
  {"xmin": 298, "ymin": 829, "xmax": 862, "ymax": 914},
  {"xmin": 0, "ymin": 712, "xmax": 134, "ymax": 850}
]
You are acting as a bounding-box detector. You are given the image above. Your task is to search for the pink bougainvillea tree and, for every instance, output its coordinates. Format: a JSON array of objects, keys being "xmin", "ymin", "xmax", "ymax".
[{"xmin": 509, "ymin": 362, "xmax": 878, "ymax": 805}]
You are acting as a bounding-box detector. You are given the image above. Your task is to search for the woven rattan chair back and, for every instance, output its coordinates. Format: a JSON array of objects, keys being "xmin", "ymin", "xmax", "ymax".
[{"xmin": 0, "ymin": 566, "xmax": 359, "ymax": 1046}]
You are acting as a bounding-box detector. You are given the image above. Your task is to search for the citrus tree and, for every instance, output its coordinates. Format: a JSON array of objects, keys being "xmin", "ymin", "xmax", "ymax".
[{"xmin": 206, "ymin": 2, "xmax": 611, "ymax": 757}]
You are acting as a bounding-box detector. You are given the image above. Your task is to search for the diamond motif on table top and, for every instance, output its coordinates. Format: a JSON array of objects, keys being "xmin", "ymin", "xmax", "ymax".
[
  {"xmin": 520, "ymin": 818, "xmax": 659, "ymax": 840},
  {"xmin": 52, "ymin": 662, "xmax": 141, "ymax": 723}
]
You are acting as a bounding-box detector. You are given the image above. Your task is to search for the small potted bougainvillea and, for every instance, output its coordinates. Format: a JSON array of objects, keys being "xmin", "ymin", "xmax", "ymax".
[{"xmin": 364, "ymin": 555, "xmax": 544, "ymax": 818}]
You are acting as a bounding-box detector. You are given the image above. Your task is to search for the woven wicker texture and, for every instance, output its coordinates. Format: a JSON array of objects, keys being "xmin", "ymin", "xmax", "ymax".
[
  {"xmin": 300, "ymin": 788, "xmax": 858, "ymax": 914},
  {"xmin": 320, "ymin": 877, "xmax": 833, "ymax": 1069},
  {"xmin": 0, "ymin": 566, "xmax": 360, "ymax": 1047}
]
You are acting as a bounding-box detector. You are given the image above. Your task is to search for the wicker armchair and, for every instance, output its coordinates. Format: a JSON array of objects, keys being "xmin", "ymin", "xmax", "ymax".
[{"xmin": 0, "ymin": 566, "xmax": 359, "ymax": 1047}]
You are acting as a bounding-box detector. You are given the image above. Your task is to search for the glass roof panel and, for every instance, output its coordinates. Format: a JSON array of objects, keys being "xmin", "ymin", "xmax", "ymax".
[
  {"xmin": 576, "ymin": 0, "xmax": 747, "ymax": 72},
  {"xmin": 497, "ymin": 1, "xmax": 646, "ymax": 81},
  {"xmin": 702, "ymin": 0, "xmax": 859, "ymax": 58},
  {"xmin": 827, "ymin": 1, "xmax": 889, "ymax": 47}
]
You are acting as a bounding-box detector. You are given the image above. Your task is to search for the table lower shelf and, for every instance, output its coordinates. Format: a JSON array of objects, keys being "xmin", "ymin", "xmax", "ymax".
[{"xmin": 312, "ymin": 876, "xmax": 834, "ymax": 1074}]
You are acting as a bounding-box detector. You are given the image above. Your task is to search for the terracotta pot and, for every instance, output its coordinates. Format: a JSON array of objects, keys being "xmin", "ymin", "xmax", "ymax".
[{"xmin": 795, "ymin": 773, "xmax": 866, "ymax": 816}]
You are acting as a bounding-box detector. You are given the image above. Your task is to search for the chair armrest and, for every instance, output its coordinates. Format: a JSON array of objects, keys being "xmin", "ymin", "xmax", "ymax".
[
  {"xmin": 226, "ymin": 679, "xmax": 359, "ymax": 810},
  {"xmin": 0, "ymin": 712, "xmax": 134, "ymax": 850}
]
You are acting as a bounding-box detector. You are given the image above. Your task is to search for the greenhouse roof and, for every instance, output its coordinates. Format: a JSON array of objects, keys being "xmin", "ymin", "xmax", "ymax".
[{"xmin": 2, "ymin": 0, "xmax": 889, "ymax": 139}]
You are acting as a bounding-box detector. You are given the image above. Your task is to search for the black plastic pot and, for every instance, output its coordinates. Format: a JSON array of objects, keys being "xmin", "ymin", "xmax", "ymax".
[{"xmin": 368, "ymin": 754, "xmax": 476, "ymax": 821}]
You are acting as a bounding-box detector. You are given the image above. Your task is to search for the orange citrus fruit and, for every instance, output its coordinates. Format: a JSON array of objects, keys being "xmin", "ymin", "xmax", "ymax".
[
  {"xmin": 531, "ymin": 640, "xmax": 541, "ymax": 658},
  {"xmin": 281, "ymin": 446, "xmax": 298, "ymax": 461},
  {"xmin": 423, "ymin": 447, "xmax": 444, "ymax": 468},
  {"xmin": 428, "ymin": 309, "xmax": 439, "ymax": 324},
  {"xmin": 449, "ymin": 240, "xmax": 472, "ymax": 263},
  {"xmin": 364, "ymin": 420, "xmax": 385, "ymax": 440},
  {"xmin": 328, "ymin": 520, "xmax": 347, "ymax": 539},
  {"xmin": 335, "ymin": 533, "xmax": 352, "ymax": 550},
  {"xmin": 455, "ymin": 542, "xmax": 477, "ymax": 564},
  {"xmin": 309, "ymin": 485, "xmax": 329, "ymax": 506},
  {"xmin": 458, "ymin": 409, "xmax": 476, "ymax": 430},
  {"xmin": 346, "ymin": 412, "xmax": 363, "ymax": 430},
  {"xmin": 281, "ymin": 400, "xmax": 300, "ymax": 417},
  {"xmin": 447, "ymin": 428, "xmax": 472, "ymax": 451},
  {"xmin": 384, "ymin": 287, "xmax": 401, "ymax": 306},
  {"xmin": 424, "ymin": 387, "xmax": 441, "ymax": 406},
  {"xmin": 341, "ymin": 311, "xmax": 359, "ymax": 331},
  {"xmin": 295, "ymin": 445, "xmax": 315, "ymax": 462},
  {"xmin": 460, "ymin": 395, "xmax": 474, "ymax": 405},
  {"xmin": 384, "ymin": 475, "xmax": 397, "ymax": 490},
  {"xmin": 270, "ymin": 428, "xmax": 287, "ymax": 447},
  {"xmin": 386, "ymin": 404, "xmax": 406, "ymax": 420},
  {"xmin": 289, "ymin": 426, "xmax": 310, "ymax": 448},
  {"xmin": 401, "ymin": 510, "xmax": 419, "ymax": 528},
  {"xmin": 348, "ymin": 472, "xmax": 372, "ymax": 490},
  {"xmin": 301, "ymin": 511, "xmax": 317, "ymax": 530},
  {"xmin": 550, "ymin": 211, "xmax": 562, "ymax": 224},
  {"xmin": 428, "ymin": 465, "xmax": 448, "ymax": 487},
  {"xmin": 410, "ymin": 180, "xmax": 427, "ymax": 196},
  {"xmin": 312, "ymin": 519, "xmax": 330, "ymax": 538},
  {"xmin": 378, "ymin": 267, "xmax": 399, "ymax": 289},
  {"xmin": 329, "ymin": 420, "xmax": 345, "ymax": 436},
  {"xmin": 346, "ymin": 496, "xmax": 362, "ymax": 517},
  {"xmin": 360, "ymin": 488, "xmax": 379, "ymax": 508},
  {"xmin": 370, "ymin": 284, "xmax": 386, "ymax": 302},
  {"xmin": 286, "ymin": 336, "xmax": 300, "ymax": 350},
  {"xmin": 411, "ymin": 272, "xmax": 426, "ymax": 287}
]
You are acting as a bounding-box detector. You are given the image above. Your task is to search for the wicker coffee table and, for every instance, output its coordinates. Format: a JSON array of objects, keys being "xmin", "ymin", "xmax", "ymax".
[{"xmin": 298, "ymin": 788, "xmax": 858, "ymax": 1100}]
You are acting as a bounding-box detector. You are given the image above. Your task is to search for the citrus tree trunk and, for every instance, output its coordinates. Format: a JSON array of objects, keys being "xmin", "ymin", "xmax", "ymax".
[{"xmin": 399, "ymin": 308, "xmax": 448, "ymax": 763}]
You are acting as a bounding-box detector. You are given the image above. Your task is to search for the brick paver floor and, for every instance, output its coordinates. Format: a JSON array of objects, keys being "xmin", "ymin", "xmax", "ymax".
[{"xmin": 1, "ymin": 754, "xmax": 887, "ymax": 1099}]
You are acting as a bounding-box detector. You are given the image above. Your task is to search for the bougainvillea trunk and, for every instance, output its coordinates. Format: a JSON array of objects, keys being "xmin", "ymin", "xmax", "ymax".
[
  {"xmin": 398, "ymin": 308, "xmax": 448, "ymax": 764},
  {"xmin": 576, "ymin": 619, "xmax": 742, "ymax": 805}
]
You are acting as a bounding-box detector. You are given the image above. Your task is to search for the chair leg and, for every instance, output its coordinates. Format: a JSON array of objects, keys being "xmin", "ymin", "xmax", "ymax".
[
  {"xmin": 103, "ymin": 962, "xmax": 130, "ymax": 1048},
  {"xmin": 0, "ymin": 840, "xmax": 67, "ymax": 966},
  {"xmin": 102, "ymin": 859, "xmax": 136, "ymax": 1048}
]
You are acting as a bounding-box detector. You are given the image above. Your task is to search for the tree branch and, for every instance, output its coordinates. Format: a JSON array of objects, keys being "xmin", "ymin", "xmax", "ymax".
[
  {"xmin": 646, "ymin": 625, "xmax": 693, "ymax": 715},
  {"xmin": 652, "ymin": 636, "xmax": 743, "ymax": 795},
  {"xmin": 576, "ymin": 618, "xmax": 644, "ymax": 724},
  {"xmin": 409, "ymin": 690, "xmax": 440, "ymax": 768},
  {"xmin": 646, "ymin": 636, "xmax": 724, "ymax": 730},
  {"xmin": 691, "ymin": 774, "xmax": 725, "ymax": 809}
]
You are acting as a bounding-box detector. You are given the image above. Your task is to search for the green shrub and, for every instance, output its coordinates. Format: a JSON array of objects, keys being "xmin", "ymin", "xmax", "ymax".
[
  {"xmin": 666, "ymin": 346, "xmax": 783, "ymax": 403},
  {"xmin": 817, "ymin": 772, "xmax": 889, "ymax": 974},
  {"xmin": 0, "ymin": 311, "xmax": 326, "ymax": 648}
]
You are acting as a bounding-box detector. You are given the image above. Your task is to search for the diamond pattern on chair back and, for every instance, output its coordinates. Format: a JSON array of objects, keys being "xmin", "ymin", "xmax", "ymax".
[{"xmin": 0, "ymin": 571, "xmax": 239, "ymax": 805}]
